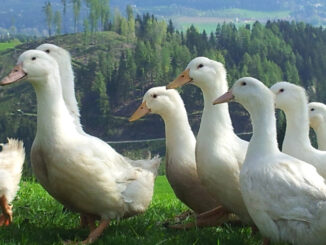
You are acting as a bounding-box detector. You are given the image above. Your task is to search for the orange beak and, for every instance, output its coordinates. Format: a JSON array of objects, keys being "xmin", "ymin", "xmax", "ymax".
[
  {"xmin": 212, "ymin": 90, "xmax": 234, "ymax": 105},
  {"xmin": 129, "ymin": 101, "xmax": 151, "ymax": 122},
  {"xmin": 0, "ymin": 64, "xmax": 27, "ymax": 86},
  {"xmin": 166, "ymin": 69, "xmax": 192, "ymax": 89}
]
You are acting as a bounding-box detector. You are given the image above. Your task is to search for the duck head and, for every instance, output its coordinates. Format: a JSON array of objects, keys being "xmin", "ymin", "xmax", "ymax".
[
  {"xmin": 308, "ymin": 102, "xmax": 326, "ymax": 129},
  {"xmin": 166, "ymin": 57, "xmax": 227, "ymax": 91},
  {"xmin": 270, "ymin": 81, "xmax": 308, "ymax": 112},
  {"xmin": 213, "ymin": 77, "xmax": 273, "ymax": 111},
  {"xmin": 36, "ymin": 43, "xmax": 72, "ymax": 74},
  {"xmin": 0, "ymin": 50, "xmax": 59, "ymax": 87},
  {"xmin": 129, "ymin": 86, "xmax": 183, "ymax": 121}
]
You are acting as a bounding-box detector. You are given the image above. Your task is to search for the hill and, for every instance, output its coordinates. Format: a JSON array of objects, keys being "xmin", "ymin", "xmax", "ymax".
[
  {"xmin": 0, "ymin": 29, "xmax": 252, "ymax": 166},
  {"xmin": 2, "ymin": 17, "xmax": 326, "ymax": 168}
]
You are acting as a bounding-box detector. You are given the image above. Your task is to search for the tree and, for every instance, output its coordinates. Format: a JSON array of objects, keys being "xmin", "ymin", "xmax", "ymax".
[
  {"xmin": 72, "ymin": 0, "xmax": 81, "ymax": 32},
  {"xmin": 54, "ymin": 11, "xmax": 62, "ymax": 35},
  {"xmin": 167, "ymin": 19, "xmax": 174, "ymax": 34},
  {"xmin": 126, "ymin": 5, "xmax": 135, "ymax": 40},
  {"xmin": 61, "ymin": 0, "xmax": 67, "ymax": 33},
  {"xmin": 43, "ymin": 1, "xmax": 53, "ymax": 36},
  {"xmin": 99, "ymin": 0, "xmax": 110, "ymax": 31},
  {"xmin": 91, "ymin": 70, "xmax": 109, "ymax": 117},
  {"xmin": 120, "ymin": 18, "xmax": 128, "ymax": 36},
  {"xmin": 83, "ymin": 19, "xmax": 90, "ymax": 44},
  {"xmin": 112, "ymin": 8, "xmax": 122, "ymax": 33}
]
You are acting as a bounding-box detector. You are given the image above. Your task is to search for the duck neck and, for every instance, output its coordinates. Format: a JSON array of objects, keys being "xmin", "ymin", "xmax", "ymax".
[
  {"xmin": 283, "ymin": 103, "xmax": 311, "ymax": 149},
  {"xmin": 161, "ymin": 110, "xmax": 195, "ymax": 156},
  {"xmin": 60, "ymin": 60, "xmax": 80, "ymax": 118},
  {"xmin": 33, "ymin": 72, "xmax": 76, "ymax": 141},
  {"xmin": 247, "ymin": 100, "xmax": 279, "ymax": 158},
  {"xmin": 314, "ymin": 123, "xmax": 326, "ymax": 150},
  {"xmin": 198, "ymin": 79, "xmax": 234, "ymax": 141}
]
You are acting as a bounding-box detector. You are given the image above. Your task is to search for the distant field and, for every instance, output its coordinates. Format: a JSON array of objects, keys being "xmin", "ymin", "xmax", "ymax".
[
  {"xmin": 0, "ymin": 40, "xmax": 21, "ymax": 51},
  {"xmin": 0, "ymin": 175, "xmax": 268, "ymax": 245},
  {"xmin": 157, "ymin": 8, "xmax": 291, "ymax": 32}
]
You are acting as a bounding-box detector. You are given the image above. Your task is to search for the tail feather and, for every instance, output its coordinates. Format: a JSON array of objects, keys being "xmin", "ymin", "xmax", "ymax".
[
  {"xmin": 128, "ymin": 153, "xmax": 161, "ymax": 176},
  {"xmin": 2, "ymin": 138, "xmax": 25, "ymax": 154},
  {"xmin": 0, "ymin": 138, "xmax": 25, "ymax": 172}
]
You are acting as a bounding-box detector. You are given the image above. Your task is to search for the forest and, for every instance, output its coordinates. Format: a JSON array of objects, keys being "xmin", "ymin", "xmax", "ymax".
[{"xmin": 0, "ymin": 4, "xmax": 326, "ymax": 169}]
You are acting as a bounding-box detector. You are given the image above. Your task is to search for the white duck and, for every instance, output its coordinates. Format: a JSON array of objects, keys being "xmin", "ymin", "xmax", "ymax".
[
  {"xmin": 36, "ymin": 43, "xmax": 83, "ymax": 134},
  {"xmin": 36, "ymin": 44, "xmax": 150, "ymax": 171},
  {"xmin": 0, "ymin": 138, "xmax": 25, "ymax": 226},
  {"xmin": 308, "ymin": 102, "xmax": 326, "ymax": 151},
  {"xmin": 214, "ymin": 77, "xmax": 326, "ymax": 245},
  {"xmin": 270, "ymin": 82, "xmax": 326, "ymax": 178},
  {"xmin": 129, "ymin": 86, "xmax": 232, "ymax": 227},
  {"xmin": 167, "ymin": 57, "xmax": 251, "ymax": 223},
  {"xmin": 0, "ymin": 50, "xmax": 160, "ymax": 244}
]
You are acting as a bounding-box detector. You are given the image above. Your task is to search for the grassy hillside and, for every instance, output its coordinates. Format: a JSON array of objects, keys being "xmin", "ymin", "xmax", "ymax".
[
  {"xmin": 0, "ymin": 40, "xmax": 21, "ymax": 51},
  {"xmin": 0, "ymin": 32, "xmax": 252, "ymax": 171},
  {"xmin": 0, "ymin": 176, "xmax": 266, "ymax": 245}
]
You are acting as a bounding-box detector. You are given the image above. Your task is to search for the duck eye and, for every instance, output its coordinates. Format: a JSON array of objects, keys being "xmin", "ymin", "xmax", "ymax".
[
  {"xmin": 197, "ymin": 64, "xmax": 204, "ymax": 69},
  {"xmin": 31, "ymin": 57, "xmax": 36, "ymax": 61},
  {"xmin": 241, "ymin": 81, "xmax": 246, "ymax": 86},
  {"xmin": 279, "ymin": 88, "xmax": 284, "ymax": 93},
  {"xmin": 45, "ymin": 49, "xmax": 50, "ymax": 53},
  {"xmin": 311, "ymin": 108, "xmax": 315, "ymax": 111},
  {"xmin": 153, "ymin": 94, "xmax": 157, "ymax": 98}
]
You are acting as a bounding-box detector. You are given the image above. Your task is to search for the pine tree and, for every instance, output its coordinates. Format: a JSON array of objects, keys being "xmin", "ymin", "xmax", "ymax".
[{"xmin": 43, "ymin": 1, "xmax": 53, "ymax": 36}]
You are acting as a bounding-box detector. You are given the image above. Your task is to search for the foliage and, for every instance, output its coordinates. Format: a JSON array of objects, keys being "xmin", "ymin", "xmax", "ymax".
[{"xmin": 1, "ymin": 11, "xmax": 326, "ymax": 172}]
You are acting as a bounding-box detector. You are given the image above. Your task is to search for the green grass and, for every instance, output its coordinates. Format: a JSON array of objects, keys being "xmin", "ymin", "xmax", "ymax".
[
  {"xmin": 0, "ymin": 176, "xmax": 266, "ymax": 245},
  {"xmin": 0, "ymin": 40, "xmax": 21, "ymax": 51}
]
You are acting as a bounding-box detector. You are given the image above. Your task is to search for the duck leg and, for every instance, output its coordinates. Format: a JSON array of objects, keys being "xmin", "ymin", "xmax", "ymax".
[
  {"xmin": 262, "ymin": 238, "xmax": 270, "ymax": 245},
  {"xmin": 173, "ymin": 210, "xmax": 193, "ymax": 221},
  {"xmin": 85, "ymin": 214, "xmax": 97, "ymax": 231},
  {"xmin": 168, "ymin": 206, "xmax": 230, "ymax": 229},
  {"xmin": 162, "ymin": 210, "xmax": 193, "ymax": 227},
  {"xmin": 80, "ymin": 214, "xmax": 98, "ymax": 231},
  {"xmin": 81, "ymin": 219, "xmax": 110, "ymax": 244},
  {"xmin": 196, "ymin": 206, "xmax": 227, "ymax": 219},
  {"xmin": 0, "ymin": 195, "xmax": 12, "ymax": 226},
  {"xmin": 80, "ymin": 214, "xmax": 88, "ymax": 228}
]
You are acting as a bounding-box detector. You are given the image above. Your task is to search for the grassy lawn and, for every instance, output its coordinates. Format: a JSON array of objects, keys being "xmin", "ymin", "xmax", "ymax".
[
  {"xmin": 0, "ymin": 40, "xmax": 21, "ymax": 51},
  {"xmin": 0, "ymin": 176, "xmax": 266, "ymax": 245}
]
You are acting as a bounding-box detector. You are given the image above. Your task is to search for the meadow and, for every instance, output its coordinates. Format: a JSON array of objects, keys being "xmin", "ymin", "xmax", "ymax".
[
  {"xmin": 0, "ymin": 176, "xmax": 268, "ymax": 245},
  {"xmin": 0, "ymin": 40, "xmax": 21, "ymax": 51}
]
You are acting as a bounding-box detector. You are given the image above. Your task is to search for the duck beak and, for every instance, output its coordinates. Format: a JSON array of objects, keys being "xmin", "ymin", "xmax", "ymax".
[
  {"xmin": 213, "ymin": 90, "xmax": 234, "ymax": 105},
  {"xmin": 166, "ymin": 69, "xmax": 192, "ymax": 89},
  {"xmin": 0, "ymin": 64, "xmax": 27, "ymax": 86},
  {"xmin": 129, "ymin": 101, "xmax": 151, "ymax": 122}
]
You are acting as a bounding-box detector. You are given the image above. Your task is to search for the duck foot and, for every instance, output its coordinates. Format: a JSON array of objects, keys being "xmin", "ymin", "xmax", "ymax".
[
  {"xmin": 64, "ymin": 219, "xmax": 110, "ymax": 244},
  {"xmin": 162, "ymin": 210, "xmax": 193, "ymax": 227},
  {"xmin": 168, "ymin": 206, "xmax": 230, "ymax": 229},
  {"xmin": 173, "ymin": 210, "xmax": 193, "ymax": 221},
  {"xmin": 0, "ymin": 195, "xmax": 12, "ymax": 226},
  {"xmin": 81, "ymin": 219, "xmax": 110, "ymax": 244}
]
